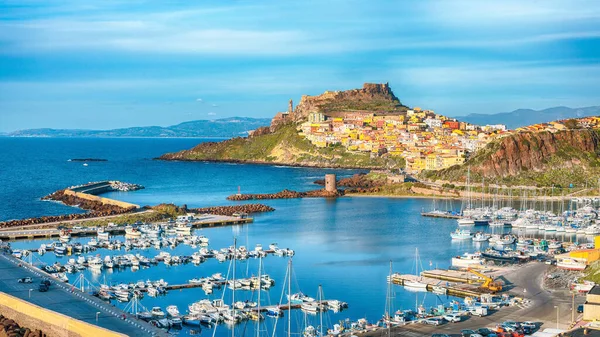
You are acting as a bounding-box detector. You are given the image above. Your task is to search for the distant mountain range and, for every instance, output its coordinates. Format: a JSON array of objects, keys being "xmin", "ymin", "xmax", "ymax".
[
  {"xmin": 456, "ymin": 106, "xmax": 600, "ymax": 129},
  {"xmin": 5, "ymin": 117, "xmax": 272, "ymax": 138}
]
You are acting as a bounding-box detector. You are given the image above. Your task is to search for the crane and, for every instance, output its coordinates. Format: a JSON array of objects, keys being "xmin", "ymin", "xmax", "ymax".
[{"xmin": 467, "ymin": 267, "xmax": 503, "ymax": 293}]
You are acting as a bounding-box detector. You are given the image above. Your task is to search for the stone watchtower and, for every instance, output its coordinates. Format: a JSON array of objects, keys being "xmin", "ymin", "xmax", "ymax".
[
  {"xmin": 288, "ymin": 99, "xmax": 293, "ymax": 114},
  {"xmin": 325, "ymin": 174, "xmax": 337, "ymax": 192}
]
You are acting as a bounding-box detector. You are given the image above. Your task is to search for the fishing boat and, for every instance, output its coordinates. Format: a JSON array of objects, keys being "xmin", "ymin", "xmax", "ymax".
[
  {"xmin": 451, "ymin": 252, "xmax": 483, "ymax": 268},
  {"xmin": 473, "ymin": 232, "xmax": 491, "ymax": 242},
  {"xmin": 125, "ymin": 226, "xmax": 142, "ymax": 239},
  {"xmin": 97, "ymin": 227, "xmax": 109, "ymax": 241},
  {"xmin": 59, "ymin": 230, "xmax": 71, "ymax": 242},
  {"xmin": 450, "ymin": 229, "xmax": 473, "ymax": 240},
  {"xmin": 176, "ymin": 223, "xmax": 192, "ymax": 235},
  {"xmin": 288, "ymin": 292, "xmax": 315, "ymax": 304}
]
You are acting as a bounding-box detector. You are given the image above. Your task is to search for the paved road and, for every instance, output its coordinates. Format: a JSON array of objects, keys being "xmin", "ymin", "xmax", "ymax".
[
  {"xmin": 360, "ymin": 262, "xmax": 583, "ymax": 337},
  {"xmin": 0, "ymin": 253, "xmax": 166, "ymax": 337}
]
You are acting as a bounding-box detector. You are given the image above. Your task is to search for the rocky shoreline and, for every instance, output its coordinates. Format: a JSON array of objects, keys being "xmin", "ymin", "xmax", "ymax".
[
  {"xmin": 155, "ymin": 157, "xmax": 382, "ymax": 170},
  {"xmin": 190, "ymin": 204, "xmax": 275, "ymax": 216},
  {"xmin": 314, "ymin": 173, "xmax": 386, "ymax": 188},
  {"xmin": 227, "ymin": 189, "xmax": 343, "ymax": 201}
]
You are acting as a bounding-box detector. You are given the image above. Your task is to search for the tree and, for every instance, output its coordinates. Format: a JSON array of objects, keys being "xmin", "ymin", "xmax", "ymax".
[{"xmin": 564, "ymin": 119, "xmax": 579, "ymax": 129}]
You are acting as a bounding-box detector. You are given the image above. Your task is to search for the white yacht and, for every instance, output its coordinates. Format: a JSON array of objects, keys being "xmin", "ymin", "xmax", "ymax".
[{"xmin": 450, "ymin": 229, "xmax": 473, "ymax": 240}]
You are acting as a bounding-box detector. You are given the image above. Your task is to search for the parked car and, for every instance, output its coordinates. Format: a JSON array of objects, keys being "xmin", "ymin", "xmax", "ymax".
[
  {"xmin": 477, "ymin": 328, "xmax": 494, "ymax": 336},
  {"xmin": 72, "ymin": 226, "xmax": 83, "ymax": 230},
  {"xmin": 38, "ymin": 284, "xmax": 49, "ymax": 292},
  {"xmin": 17, "ymin": 277, "xmax": 32, "ymax": 283},
  {"xmin": 40, "ymin": 279, "xmax": 51, "ymax": 287},
  {"xmin": 422, "ymin": 317, "xmax": 444, "ymax": 325},
  {"xmin": 578, "ymin": 304, "xmax": 584, "ymax": 313},
  {"xmin": 502, "ymin": 321, "xmax": 521, "ymax": 329},
  {"xmin": 462, "ymin": 329, "xmax": 477, "ymax": 337},
  {"xmin": 443, "ymin": 313, "xmax": 462, "ymax": 323}
]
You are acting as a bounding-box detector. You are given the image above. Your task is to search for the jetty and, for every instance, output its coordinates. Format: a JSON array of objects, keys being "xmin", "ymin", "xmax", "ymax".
[
  {"xmin": 421, "ymin": 211, "xmax": 462, "ymax": 219},
  {"xmin": 390, "ymin": 274, "xmax": 484, "ymax": 298},
  {"xmin": 0, "ymin": 214, "xmax": 252, "ymax": 241}
]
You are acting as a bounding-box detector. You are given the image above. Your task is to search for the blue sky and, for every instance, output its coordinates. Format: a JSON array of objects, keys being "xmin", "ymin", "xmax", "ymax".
[{"xmin": 1, "ymin": 0, "xmax": 599, "ymax": 132}]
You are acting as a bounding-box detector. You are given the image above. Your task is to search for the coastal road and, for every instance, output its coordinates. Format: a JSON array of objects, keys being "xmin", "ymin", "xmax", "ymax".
[
  {"xmin": 359, "ymin": 262, "xmax": 582, "ymax": 337},
  {"xmin": 0, "ymin": 253, "xmax": 166, "ymax": 337}
]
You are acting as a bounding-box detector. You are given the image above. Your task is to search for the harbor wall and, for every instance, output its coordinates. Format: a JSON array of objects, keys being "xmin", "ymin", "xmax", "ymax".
[
  {"xmin": 63, "ymin": 189, "xmax": 139, "ymax": 209},
  {"xmin": 0, "ymin": 292, "xmax": 126, "ymax": 337}
]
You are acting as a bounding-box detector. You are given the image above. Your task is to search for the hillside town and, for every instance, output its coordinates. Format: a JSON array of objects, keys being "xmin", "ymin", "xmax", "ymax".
[{"xmin": 296, "ymin": 108, "xmax": 508, "ymax": 173}]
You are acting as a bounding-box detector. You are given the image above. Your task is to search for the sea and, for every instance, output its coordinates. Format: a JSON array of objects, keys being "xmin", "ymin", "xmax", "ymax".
[{"xmin": 0, "ymin": 137, "xmax": 587, "ymax": 336}]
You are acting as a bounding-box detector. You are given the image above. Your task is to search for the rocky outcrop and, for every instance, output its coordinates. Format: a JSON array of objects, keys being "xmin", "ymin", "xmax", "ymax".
[
  {"xmin": 289, "ymin": 82, "xmax": 403, "ymax": 121},
  {"xmin": 314, "ymin": 173, "xmax": 386, "ymax": 188},
  {"xmin": 472, "ymin": 130, "xmax": 600, "ymax": 178},
  {"xmin": 227, "ymin": 189, "xmax": 343, "ymax": 201}
]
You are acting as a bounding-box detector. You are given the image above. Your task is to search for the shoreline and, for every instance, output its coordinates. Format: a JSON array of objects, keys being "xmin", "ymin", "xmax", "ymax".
[{"xmin": 154, "ymin": 157, "xmax": 381, "ymax": 170}]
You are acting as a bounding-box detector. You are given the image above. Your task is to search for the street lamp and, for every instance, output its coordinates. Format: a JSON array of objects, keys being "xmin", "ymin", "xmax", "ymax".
[
  {"xmin": 554, "ymin": 305, "xmax": 559, "ymax": 329},
  {"xmin": 96, "ymin": 312, "xmax": 100, "ymax": 322},
  {"xmin": 28, "ymin": 289, "xmax": 33, "ymax": 298}
]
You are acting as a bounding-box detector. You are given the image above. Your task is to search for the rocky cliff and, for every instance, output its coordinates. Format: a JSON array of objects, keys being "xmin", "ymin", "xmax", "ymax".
[{"xmin": 423, "ymin": 129, "xmax": 600, "ymax": 186}]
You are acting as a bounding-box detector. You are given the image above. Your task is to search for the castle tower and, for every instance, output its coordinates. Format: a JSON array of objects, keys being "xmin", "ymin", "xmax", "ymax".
[
  {"xmin": 288, "ymin": 99, "xmax": 293, "ymax": 114},
  {"xmin": 325, "ymin": 174, "xmax": 337, "ymax": 192}
]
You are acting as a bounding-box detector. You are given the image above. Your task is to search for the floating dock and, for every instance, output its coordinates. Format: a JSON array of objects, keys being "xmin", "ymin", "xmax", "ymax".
[
  {"xmin": 420, "ymin": 212, "xmax": 462, "ymax": 219},
  {"xmin": 0, "ymin": 214, "xmax": 252, "ymax": 241},
  {"xmin": 390, "ymin": 274, "xmax": 484, "ymax": 298},
  {"xmin": 421, "ymin": 269, "xmax": 483, "ymax": 283}
]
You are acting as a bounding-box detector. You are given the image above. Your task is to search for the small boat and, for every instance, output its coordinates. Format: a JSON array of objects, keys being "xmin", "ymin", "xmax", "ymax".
[
  {"xmin": 451, "ymin": 252, "xmax": 483, "ymax": 268},
  {"xmin": 450, "ymin": 229, "xmax": 473, "ymax": 240},
  {"xmin": 266, "ymin": 307, "xmax": 283, "ymax": 318},
  {"xmin": 473, "ymin": 232, "xmax": 491, "ymax": 242},
  {"xmin": 432, "ymin": 285, "xmax": 447, "ymax": 295},
  {"xmin": 151, "ymin": 307, "xmax": 165, "ymax": 318},
  {"xmin": 457, "ymin": 217, "xmax": 475, "ymax": 226},
  {"xmin": 287, "ymin": 293, "xmax": 315, "ymax": 304},
  {"xmin": 166, "ymin": 305, "xmax": 180, "ymax": 318}
]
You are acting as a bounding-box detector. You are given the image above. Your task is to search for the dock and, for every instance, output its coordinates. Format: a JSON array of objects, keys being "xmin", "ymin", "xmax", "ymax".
[
  {"xmin": 390, "ymin": 274, "xmax": 485, "ymax": 298},
  {"xmin": 420, "ymin": 212, "xmax": 462, "ymax": 219},
  {"xmin": 421, "ymin": 269, "xmax": 483, "ymax": 283},
  {"xmin": 0, "ymin": 214, "xmax": 252, "ymax": 241}
]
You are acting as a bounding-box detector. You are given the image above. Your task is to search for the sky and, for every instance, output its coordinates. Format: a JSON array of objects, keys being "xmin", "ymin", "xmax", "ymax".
[{"xmin": 1, "ymin": 0, "xmax": 599, "ymax": 132}]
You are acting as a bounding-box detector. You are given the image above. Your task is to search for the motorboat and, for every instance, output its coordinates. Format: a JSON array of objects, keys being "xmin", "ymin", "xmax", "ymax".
[
  {"xmin": 151, "ymin": 307, "xmax": 165, "ymax": 318},
  {"xmin": 166, "ymin": 305, "xmax": 180, "ymax": 318},
  {"xmin": 457, "ymin": 217, "xmax": 475, "ymax": 226},
  {"xmin": 473, "ymin": 232, "xmax": 491, "ymax": 242},
  {"xmin": 288, "ymin": 292, "xmax": 315, "ymax": 304},
  {"xmin": 450, "ymin": 229, "xmax": 473, "ymax": 240}
]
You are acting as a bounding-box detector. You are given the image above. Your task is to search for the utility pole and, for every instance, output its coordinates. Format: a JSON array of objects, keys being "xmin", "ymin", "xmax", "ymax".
[{"xmin": 572, "ymin": 292, "xmax": 575, "ymax": 325}]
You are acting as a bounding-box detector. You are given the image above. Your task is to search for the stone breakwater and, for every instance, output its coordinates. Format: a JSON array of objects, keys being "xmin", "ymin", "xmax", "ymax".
[
  {"xmin": 227, "ymin": 189, "xmax": 343, "ymax": 201},
  {"xmin": 0, "ymin": 315, "xmax": 46, "ymax": 337},
  {"xmin": 42, "ymin": 190, "xmax": 136, "ymax": 213},
  {"xmin": 190, "ymin": 204, "xmax": 275, "ymax": 216},
  {"xmin": 0, "ymin": 210, "xmax": 132, "ymax": 229}
]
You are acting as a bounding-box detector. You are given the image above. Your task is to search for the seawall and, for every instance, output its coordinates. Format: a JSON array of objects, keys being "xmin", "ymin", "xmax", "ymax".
[
  {"xmin": 0, "ymin": 292, "xmax": 126, "ymax": 337},
  {"xmin": 63, "ymin": 190, "xmax": 139, "ymax": 209}
]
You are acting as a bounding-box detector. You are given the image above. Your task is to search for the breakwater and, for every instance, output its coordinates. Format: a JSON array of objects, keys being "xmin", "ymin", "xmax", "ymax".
[
  {"xmin": 227, "ymin": 189, "xmax": 342, "ymax": 201},
  {"xmin": 0, "ymin": 314, "xmax": 47, "ymax": 337},
  {"xmin": 314, "ymin": 173, "xmax": 385, "ymax": 188},
  {"xmin": 190, "ymin": 204, "xmax": 275, "ymax": 216},
  {"xmin": 0, "ymin": 210, "xmax": 132, "ymax": 229}
]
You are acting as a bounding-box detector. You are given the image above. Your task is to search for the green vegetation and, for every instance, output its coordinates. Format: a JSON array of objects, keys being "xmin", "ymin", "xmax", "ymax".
[
  {"xmin": 582, "ymin": 261, "xmax": 600, "ymax": 284},
  {"xmin": 320, "ymin": 98, "xmax": 405, "ymax": 113},
  {"xmin": 163, "ymin": 123, "xmax": 405, "ymax": 169}
]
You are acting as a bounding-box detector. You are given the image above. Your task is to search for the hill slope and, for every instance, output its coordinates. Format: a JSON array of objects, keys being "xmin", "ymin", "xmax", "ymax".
[
  {"xmin": 456, "ymin": 106, "xmax": 600, "ymax": 129},
  {"xmin": 158, "ymin": 122, "xmax": 404, "ymax": 169},
  {"xmin": 422, "ymin": 129, "xmax": 600, "ymax": 187},
  {"xmin": 7, "ymin": 117, "xmax": 271, "ymax": 138}
]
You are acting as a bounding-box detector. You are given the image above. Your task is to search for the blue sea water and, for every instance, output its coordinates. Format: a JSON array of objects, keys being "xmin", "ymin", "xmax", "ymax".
[{"xmin": 0, "ymin": 138, "xmax": 583, "ymax": 336}]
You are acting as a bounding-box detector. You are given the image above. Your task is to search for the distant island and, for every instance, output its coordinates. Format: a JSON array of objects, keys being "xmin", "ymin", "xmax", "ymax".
[
  {"xmin": 456, "ymin": 106, "xmax": 600, "ymax": 130},
  {"xmin": 6, "ymin": 117, "xmax": 271, "ymax": 138}
]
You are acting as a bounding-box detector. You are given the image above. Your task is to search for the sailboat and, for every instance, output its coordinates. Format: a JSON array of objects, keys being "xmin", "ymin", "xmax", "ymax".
[{"xmin": 403, "ymin": 248, "xmax": 428, "ymax": 290}]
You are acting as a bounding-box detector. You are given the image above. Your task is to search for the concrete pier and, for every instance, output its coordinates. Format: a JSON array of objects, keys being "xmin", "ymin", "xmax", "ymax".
[{"xmin": 0, "ymin": 214, "xmax": 252, "ymax": 241}]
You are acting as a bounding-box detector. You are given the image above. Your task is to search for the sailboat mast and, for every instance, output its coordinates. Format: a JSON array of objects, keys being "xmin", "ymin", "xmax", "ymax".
[
  {"xmin": 232, "ymin": 237, "xmax": 237, "ymax": 337},
  {"xmin": 387, "ymin": 260, "xmax": 392, "ymax": 336},
  {"xmin": 319, "ymin": 284, "xmax": 323, "ymax": 337},
  {"xmin": 257, "ymin": 256, "xmax": 262, "ymax": 337},
  {"xmin": 288, "ymin": 259, "xmax": 292, "ymax": 337}
]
